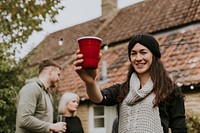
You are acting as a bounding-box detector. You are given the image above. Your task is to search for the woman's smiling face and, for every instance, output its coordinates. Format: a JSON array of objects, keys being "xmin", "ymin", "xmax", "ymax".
[{"xmin": 130, "ymin": 43, "xmax": 153, "ymax": 75}]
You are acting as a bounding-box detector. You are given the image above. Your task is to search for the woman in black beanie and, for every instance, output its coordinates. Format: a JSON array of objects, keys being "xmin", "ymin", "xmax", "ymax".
[{"xmin": 73, "ymin": 34, "xmax": 187, "ymax": 133}]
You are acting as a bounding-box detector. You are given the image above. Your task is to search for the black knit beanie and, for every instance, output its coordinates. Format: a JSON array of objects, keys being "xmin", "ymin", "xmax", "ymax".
[{"xmin": 128, "ymin": 34, "xmax": 161, "ymax": 60}]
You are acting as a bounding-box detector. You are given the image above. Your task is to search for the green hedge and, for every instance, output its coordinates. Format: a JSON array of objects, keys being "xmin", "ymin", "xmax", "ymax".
[{"xmin": 186, "ymin": 112, "xmax": 200, "ymax": 133}]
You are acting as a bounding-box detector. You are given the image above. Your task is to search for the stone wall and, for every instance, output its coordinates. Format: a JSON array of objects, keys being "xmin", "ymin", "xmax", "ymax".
[
  {"xmin": 77, "ymin": 102, "xmax": 89, "ymax": 133},
  {"xmin": 185, "ymin": 92, "xmax": 200, "ymax": 116}
]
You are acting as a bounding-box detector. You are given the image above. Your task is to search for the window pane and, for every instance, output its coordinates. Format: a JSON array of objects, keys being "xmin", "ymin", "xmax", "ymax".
[
  {"xmin": 94, "ymin": 118, "xmax": 104, "ymax": 127},
  {"xmin": 94, "ymin": 106, "xmax": 104, "ymax": 116}
]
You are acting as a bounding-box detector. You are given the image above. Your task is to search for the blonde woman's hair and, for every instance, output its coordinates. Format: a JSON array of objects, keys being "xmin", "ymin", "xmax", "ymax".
[{"xmin": 58, "ymin": 92, "xmax": 80, "ymax": 115}]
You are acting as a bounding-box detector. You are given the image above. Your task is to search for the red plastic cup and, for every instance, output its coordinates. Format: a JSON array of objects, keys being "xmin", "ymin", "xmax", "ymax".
[{"xmin": 77, "ymin": 36, "xmax": 102, "ymax": 69}]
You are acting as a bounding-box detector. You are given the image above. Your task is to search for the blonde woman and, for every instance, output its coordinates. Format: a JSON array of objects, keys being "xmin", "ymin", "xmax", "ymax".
[{"xmin": 58, "ymin": 92, "xmax": 84, "ymax": 133}]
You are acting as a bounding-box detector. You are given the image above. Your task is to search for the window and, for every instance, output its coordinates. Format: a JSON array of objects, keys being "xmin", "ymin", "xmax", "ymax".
[
  {"xmin": 94, "ymin": 106, "xmax": 104, "ymax": 127},
  {"xmin": 89, "ymin": 104, "xmax": 117, "ymax": 133}
]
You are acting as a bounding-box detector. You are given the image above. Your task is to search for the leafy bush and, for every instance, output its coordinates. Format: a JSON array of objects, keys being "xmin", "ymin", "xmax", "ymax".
[
  {"xmin": 0, "ymin": 0, "xmax": 63, "ymax": 132},
  {"xmin": 186, "ymin": 112, "xmax": 200, "ymax": 133}
]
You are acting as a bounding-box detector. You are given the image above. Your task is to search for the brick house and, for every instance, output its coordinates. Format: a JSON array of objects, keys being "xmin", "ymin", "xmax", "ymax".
[{"xmin": 27, "ymin": 0, "xmax": 200, "ymax": 132}]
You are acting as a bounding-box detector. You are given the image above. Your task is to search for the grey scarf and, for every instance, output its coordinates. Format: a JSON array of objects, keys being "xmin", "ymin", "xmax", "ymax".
[{"xmin": 118, "ymin": 73, "xmax": 163, "ymax": 133}]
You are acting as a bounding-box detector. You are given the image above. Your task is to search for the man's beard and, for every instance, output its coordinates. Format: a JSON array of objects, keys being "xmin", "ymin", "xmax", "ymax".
[
  {"xmin": 50, "ymin": 81, "xmax": 57, "ymax": 88},
  {"xmin": 50, "ymin": 83, "xmax": 56, "ymax": 88}
]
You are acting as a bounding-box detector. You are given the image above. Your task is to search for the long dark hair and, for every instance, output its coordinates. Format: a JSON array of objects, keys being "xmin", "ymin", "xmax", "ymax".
[{"xmin": 117, "ymin": 56, "xmax": 175, "ymax": 107}]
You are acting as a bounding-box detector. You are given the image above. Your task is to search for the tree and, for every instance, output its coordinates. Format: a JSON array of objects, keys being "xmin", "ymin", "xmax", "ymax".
[{"xmin": 0, "ymin": 0, "xmax": 64, "ymax": 132}]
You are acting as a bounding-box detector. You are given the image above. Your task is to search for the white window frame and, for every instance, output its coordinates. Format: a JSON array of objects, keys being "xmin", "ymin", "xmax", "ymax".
[{"xmin": 88, "ymin": 103, "xmax": 117, "ymax": 133}]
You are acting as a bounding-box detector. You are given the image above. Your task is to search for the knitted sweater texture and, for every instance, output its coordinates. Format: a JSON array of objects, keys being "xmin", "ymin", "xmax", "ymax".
[{"xmin": 118, "ymin": 73, "xmax": 163, "ymax": 133}]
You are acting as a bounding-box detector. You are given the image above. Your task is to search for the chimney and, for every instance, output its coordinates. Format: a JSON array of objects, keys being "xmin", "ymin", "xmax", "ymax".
[
  {"xmin": 101, "ymin": 60, "xmax": 108, "ymax": 81},
  {"xmin": 101, "ymin": 45, "xmax": 108, "ymax": 81},
  {"xmin": 102, "ymin": 0, "xmax": 117, "ymax": 16},
  {"xmin": 97, "ymin": 45, "xmax": 109, "ymax": 85}
]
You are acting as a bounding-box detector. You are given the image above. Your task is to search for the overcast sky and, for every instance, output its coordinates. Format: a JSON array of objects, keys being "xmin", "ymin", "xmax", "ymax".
[{"xmin": 17, "ymin": 0, "xmax": 143, "ymax": 59}]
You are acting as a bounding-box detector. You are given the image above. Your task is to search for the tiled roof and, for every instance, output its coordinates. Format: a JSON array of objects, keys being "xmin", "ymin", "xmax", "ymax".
[
  {"xmin": 26, "ymin": 0, "xmax": 200, "ymax": 98},
  {"xmin": 97, "ymin": 0, "xmax": 200, "ymax": 44},
  {"xmin": 28, "ymin": 17, "xmax": 107, "ymax": 66},
  {"xmin": 58, "ymin": 27, "xmax": 200, "ymax": 99},
  {"xmin": 27, "ymin": 0, "xmax": 200, "ymax": 65},
  {"xmin": 159, "ymin": 28, "xmax": 200, "ymax": 85}
]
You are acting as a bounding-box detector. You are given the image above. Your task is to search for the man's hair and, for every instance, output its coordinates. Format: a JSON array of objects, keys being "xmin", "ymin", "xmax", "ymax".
[{"xmin": 39, "ymin": 59, "xmax": 61, "ymax": 73}]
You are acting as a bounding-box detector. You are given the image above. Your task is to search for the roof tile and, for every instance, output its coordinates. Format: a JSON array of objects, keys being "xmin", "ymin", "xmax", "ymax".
[
  {"xmin": 57, "ymin": 27, "xmax": 200, "ymax": 99},
  {"xmin": 27, "ymin": 0, "xmax": 200, "ymax": 98}
]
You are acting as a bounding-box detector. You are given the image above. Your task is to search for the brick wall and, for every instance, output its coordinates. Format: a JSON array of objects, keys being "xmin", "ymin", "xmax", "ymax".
[
  {"xmin": 77, "ymin": 102, "xmax": 89, "ymax": 133},
  {"xmin": 184, "ymin": 92, "xmax": 200, "ymax": 115}
]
